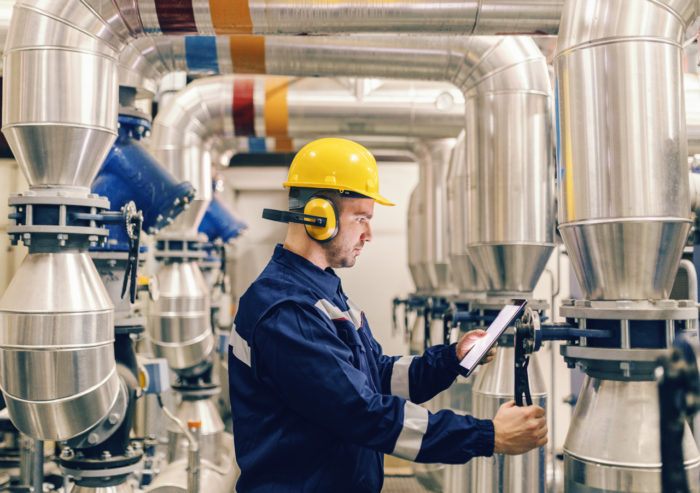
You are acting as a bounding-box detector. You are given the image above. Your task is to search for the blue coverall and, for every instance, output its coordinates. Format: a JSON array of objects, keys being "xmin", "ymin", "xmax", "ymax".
[{"xmin": 228, "ymin": 245, "xmax": 494, "ymax": 492}]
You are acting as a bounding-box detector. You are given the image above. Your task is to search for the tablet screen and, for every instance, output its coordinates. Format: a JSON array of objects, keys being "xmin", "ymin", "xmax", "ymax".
[{"xmin": 459, "ymin": 299, "xmax": 527, "ymax": 375}]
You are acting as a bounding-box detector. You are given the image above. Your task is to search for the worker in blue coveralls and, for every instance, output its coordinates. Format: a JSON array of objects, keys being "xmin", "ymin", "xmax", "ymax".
[{"xmin": 228, "ymin": 138, "xmax": 547, "ymax": 492}]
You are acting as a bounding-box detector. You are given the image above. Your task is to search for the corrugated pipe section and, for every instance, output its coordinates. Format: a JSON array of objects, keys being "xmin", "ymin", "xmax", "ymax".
[{"xmin": 130, "ymin": 0, "xmax": 563, "ymax": 35}]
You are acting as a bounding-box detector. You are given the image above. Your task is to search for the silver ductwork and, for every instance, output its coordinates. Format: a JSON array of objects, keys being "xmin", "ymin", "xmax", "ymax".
[
  {"xmin": 410, "ymin": 139, "xmax": 456, "ymax": 294},
  {"xmin": 0, "ymin": 252, "xmax": 119, "ymax": 440},
  {"xmin": 447, "ymin": 130, "xmax": 484, "ymax": 294},
  {"xmin": 246, "ymin": 0, "xmax": 563, "ymax": 34},
  {"xmin": 555, "ymin": 0, "xmax": 697, "ymax": 301},
  {"xmin": 148, "ymin": 260, "xmax": 215, "ymax": 375}
]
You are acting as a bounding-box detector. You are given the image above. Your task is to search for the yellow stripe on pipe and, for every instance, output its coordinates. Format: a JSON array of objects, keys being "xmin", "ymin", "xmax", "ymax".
[
  {"xmin": 275, "ymin": 138, "xmax": 294, "ymax": 152},
  {"xmin": 562, "ymin": 69, "xmax": 575, "ymax": 222},
  {"xmin": 209, "ymin": 0, "xmax": 253, "ymax": 34},
  {"xmin": 229, "ymin": 35, "xmax": 266, "ymax": 74},
  {"xmin": 265, "ymin": 76, "xmax": 290, "ymax": 138}
]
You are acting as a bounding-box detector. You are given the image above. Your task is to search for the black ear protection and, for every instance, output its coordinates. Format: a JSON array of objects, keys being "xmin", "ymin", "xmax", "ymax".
[{"xmin": 262, "ymin": 195, "xmax": 338, "ymax": 242}]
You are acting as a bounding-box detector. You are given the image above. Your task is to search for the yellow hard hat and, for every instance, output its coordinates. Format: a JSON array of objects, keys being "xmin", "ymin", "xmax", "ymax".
[{"xmin": 283, "ymin": 138, "xmax": 394, "ymax": 206}]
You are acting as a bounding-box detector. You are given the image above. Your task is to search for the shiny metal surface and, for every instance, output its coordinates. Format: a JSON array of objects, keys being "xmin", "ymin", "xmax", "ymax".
[
  {"xmin": 560, "ymin": 219, "xmax": 691, "ymax": 300},
  {"xmin": 564, "ymin": 377, "xmax": 700, "ymax": 492},
  {"xmin": 407, "ymin": 186, "xmax": 432, "ymax": 293},
  {"xmin": 148, "ymin": 261, "xmax": 214, "ymax": 373},
  {"xmin": 247, "ymin": 0, "xmax": 563, "ymax": 34},
  {"xmin": 447, "ymin": 131, "xmax": 484, "ymax": 294},
  {"xmin": 412, "ymin": 139, "xmax": 456, "ymax": 294},
  {"xmin": 2, "ymin": 0, "xmax": 128, "ymax": 187},
  {"xmin": 286, "ymin": 78, "xmax": 465, "ymax": 138},
  {"xmin": 146, "ymin": 432, "xmax": 238, "ymax": 493},
  {"xmin": 167, "ymin": 397, "xmax": 225, "ymax": 466},
  {"xmin": 471, "ymin": 346, "xmax": 547, "ymax": 493},
  {"xmin": 71, "ymin": 483, "xmax": 134, "ymax": 493},
  {"xmin": 464, "ymin": 90, "xmax": 555, "ymax": 294},
  {"xmin": 0, "ymin": 252, "xmax": 118, "ymax": 440},
  {"xmin": 555, "ymin": 0, "xmax": 695, "ymax": 301}
]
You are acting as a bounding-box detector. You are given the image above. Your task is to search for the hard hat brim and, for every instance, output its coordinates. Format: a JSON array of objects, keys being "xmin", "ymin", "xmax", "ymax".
[{"xmin": 283, "ymin": 182, "xmax": 394, "ymax": 206}]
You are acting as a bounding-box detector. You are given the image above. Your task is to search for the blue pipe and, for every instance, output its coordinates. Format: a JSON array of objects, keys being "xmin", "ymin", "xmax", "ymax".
[
  {"xmin": 91, "ymin": 114, "xmax": 195, "ymax": 249},
  {"xmin": 198, "ymin": 196, "xmax": 247, "ymax": 243}
]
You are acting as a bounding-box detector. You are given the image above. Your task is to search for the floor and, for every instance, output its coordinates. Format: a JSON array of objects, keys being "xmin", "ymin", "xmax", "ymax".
[{"xmin": 382, "ymin": 476, "xmax": 431, "ymax": 493}]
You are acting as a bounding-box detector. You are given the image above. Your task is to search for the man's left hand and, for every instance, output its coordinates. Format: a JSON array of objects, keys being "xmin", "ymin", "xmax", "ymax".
[{"xmin": 455, "ymin": 329, "xmax": 497, "ymax": 364}]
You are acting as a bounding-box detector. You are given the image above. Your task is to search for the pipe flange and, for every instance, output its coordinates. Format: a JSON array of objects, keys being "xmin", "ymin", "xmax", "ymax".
[
  {"xmin": 560, "ymin": 298, "xmax": 698, "ymax": 320},
  {"xmin": 172, "ymin": 383, "xmax": 220, "ymax": 399},
  {"xmin": 155, "ymin": 235, "xmax": 209, "ymax": 260},
  {"xmin": 560, "ymin": 346, "xmax": 670, "ymax": 381},
  {"xmin": 7, "ymin": 192, "xmax": 111, "ymax": 249},
  {"xmin": 65, "ymin": 379, "xmax": 129, "ymax": 450},
  {"xmin": 61, "ymin": 451, "xmax": 143, "ymax": 487},
  {"xmin": 471, "ymin": 297, "xmax": 548, "ymax": 313}
]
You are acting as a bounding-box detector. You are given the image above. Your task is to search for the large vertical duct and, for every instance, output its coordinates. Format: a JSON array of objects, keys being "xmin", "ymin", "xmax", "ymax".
[
  {"xmin": 447, "ymin": 130, "xmax": 484, "ymax": 294},
  {"xmin": 411, "ymin": 139, "xmax": 457, "ymax": 294},
  {"xmin": 556, "ymin": 0, "xmax": 696, "ymax": 301},
  {"xmin": 0, "ymin": 1, "xmax": 128, "ymax": 440},
  {"xmin": 555, "ymin": 1, "xmax": 700, "ymax": 491}
]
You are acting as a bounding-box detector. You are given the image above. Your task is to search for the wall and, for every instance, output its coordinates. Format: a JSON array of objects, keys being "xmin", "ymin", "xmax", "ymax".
[{"xmin": 0, "ymin": 158, "xmax": 27, "ymax": 293}]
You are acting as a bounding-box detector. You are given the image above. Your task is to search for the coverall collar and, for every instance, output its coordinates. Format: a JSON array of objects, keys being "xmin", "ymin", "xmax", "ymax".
[{"xmin": 273, "ymin": 244, "xmax": 342, "ymax": 296}]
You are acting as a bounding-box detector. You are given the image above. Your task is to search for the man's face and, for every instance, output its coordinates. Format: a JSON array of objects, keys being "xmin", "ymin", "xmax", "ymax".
[{"xmin": 322, "ymin": 197, "xmax": 374, "ymax": 268}]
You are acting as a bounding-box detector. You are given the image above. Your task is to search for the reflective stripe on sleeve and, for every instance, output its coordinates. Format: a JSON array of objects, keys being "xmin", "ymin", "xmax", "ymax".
[
  {"xmin": 390, "ymin": 355, "xmax": 416, "ymax": 400},
  {"xmin": 391, "ymin": 401, "xmax": 429, "ymax": 461},
  {"xmin": 229, "ymin": 323, "xmax": 251, "ymax": 367}
]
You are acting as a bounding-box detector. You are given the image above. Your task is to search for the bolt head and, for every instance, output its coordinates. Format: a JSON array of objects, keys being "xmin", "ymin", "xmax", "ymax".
[{"xmin": 87, "ymin": 433, "xmax": 99, "ymax": 444}]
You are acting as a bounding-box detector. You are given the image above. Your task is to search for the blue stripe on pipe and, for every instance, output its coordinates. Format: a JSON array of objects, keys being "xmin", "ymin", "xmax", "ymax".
[
  {"xmin": 248, "ymin": 137, "xmax": 267, "ymax": 153},
  {"xmin": 185, "ymin": 36, "xmax": 220, "ymax": 73}
]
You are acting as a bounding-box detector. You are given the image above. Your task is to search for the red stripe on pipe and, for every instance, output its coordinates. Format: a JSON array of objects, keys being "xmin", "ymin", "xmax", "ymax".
[
  {"xmin": 154, "ymin": 0, "xmax": 197, "ymax": 34},
  {"xmin": 233, "ymin": 79, "xmax": 255, "ymax": 136}
]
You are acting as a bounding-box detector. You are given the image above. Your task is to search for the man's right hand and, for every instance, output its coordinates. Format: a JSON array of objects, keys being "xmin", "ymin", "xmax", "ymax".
[{"xmin": 492, "ymin": 400, "xmax": 547, "ymax": 455}]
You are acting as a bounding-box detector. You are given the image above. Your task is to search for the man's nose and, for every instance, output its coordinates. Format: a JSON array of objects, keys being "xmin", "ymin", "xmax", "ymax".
[{"xmin": 361, "ymin": 224, "xmax": 372, "ymax": 242}]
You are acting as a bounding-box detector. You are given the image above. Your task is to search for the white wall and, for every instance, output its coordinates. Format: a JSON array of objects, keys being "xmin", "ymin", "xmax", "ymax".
[{"xmin": 0, "ymin": 158, "xmax": 27, "ymax": 294}]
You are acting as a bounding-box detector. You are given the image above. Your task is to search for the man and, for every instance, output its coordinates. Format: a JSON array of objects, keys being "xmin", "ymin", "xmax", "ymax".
[{"xmin": 228, "ymin": 138, "xmax": 547, "ymax": 492}]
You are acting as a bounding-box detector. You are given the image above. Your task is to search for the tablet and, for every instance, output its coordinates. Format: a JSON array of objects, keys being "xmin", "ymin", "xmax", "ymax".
[{"xmin": 459, "ymin": 299, "xmax": 527, "ymax": 376}]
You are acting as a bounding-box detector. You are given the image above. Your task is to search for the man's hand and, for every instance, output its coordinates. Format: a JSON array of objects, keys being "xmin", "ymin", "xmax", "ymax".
[
  {"xmin": 455, "ymin": 329, "xmax": 497, "ymax": 364},
  {"xmin": 492, "ymin": 400, "xmax": 547, "ymax": 455}
]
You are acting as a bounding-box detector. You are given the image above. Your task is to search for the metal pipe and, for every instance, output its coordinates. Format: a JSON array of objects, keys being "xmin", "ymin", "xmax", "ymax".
[{"xmin": 555, "ymin": 0, "xmax": 699, "ymax": 301}]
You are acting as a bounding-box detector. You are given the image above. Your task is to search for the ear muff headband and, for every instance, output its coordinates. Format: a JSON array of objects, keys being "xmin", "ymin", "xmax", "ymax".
[{"xmin": 304, "ymin": 197, "xmax": 338, "ymax": 242}]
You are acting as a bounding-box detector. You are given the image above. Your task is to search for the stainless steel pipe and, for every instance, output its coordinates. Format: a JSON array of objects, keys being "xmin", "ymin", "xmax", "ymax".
[
  {"xmin": 555, "ymin": 0, "xmax": 698, "ymax": 301},
  {"xmin": 0, "ymin": 251, "xmax": 119, "ymax": 440}
]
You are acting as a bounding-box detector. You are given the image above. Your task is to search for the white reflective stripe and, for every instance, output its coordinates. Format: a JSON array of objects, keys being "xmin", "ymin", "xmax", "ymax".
[
  {"xmin": 314, "ymin": 299, "xmax": 362, "ymax": 329},
  {"xmin": 392, "ymin": 401, "xmax": 429, "ymax": 461},
  {"xmin": 346, "ymin": 298, "xmax": 364, "ymax": 328},
  {"xmin": 229, "ymin": 324, "xmax": 251, "ymax": 367},
  {"xmin": 390, "ymin": 356, "xmax": 416, "ymax": 399}
]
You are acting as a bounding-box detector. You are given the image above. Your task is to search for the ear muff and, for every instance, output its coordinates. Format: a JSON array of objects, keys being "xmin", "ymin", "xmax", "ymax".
[{"xmin": 303, "ymin": 197, "xmax": 338, "ymax": 242}]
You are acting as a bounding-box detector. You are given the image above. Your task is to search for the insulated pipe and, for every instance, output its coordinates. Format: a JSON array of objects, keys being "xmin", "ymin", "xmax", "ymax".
[
  {"xmin": 556, "ymin": 0, "xmax": 700, "ymax": 301},
  {"xmin": 124, "ymin": 1, "xmax": 563, "ymax": 36},
  {"xmin": 410, "ymin": 139, "xmax": 456, "ymax": 295}
]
